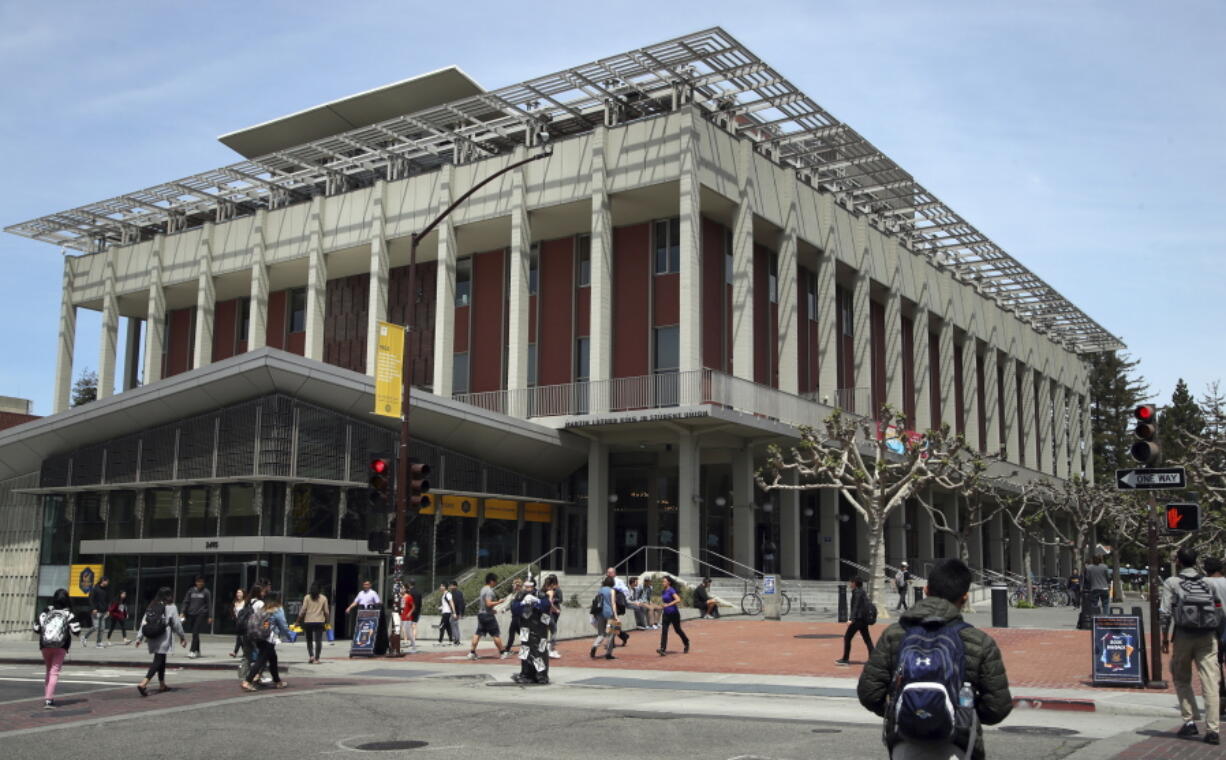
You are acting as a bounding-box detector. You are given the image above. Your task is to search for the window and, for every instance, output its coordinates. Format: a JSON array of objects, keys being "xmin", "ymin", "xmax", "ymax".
[
  {"xmin": 455, "ymin": 258, "xmax": 472, "ymax": 307},
  {"xmin": 575, "ymin": 337, "xmax": 590, "ymax": 381},
  {"xmin": 653, "ymin": 217, "xmax": 681, "ymax": 275},
  {"xmin": 576, "ymin": 235, "xmax": 591, "ymax": 287},
  {"xmin": 769, "ymin": 253, "xmax": 779, "ymax": 304},
  {"xmin": 182, "ymin": 486, "xmax": 216, "ymax": 537},
  {"xmin": 289, "ymin": 288, "xmax": 307, "ymax": 333},
  {"xmin": 724, "ymin": 246, "xmax": 733, "ymax": 285},
  {"xmin": 144, "ymin": 489, "xmax": 179, "ymax": 539},
  {"xmin": 238, "ymin": 297, "xmax": 251, "ymax": 342},
  {"xmin": 453, "ymin": 352, "xmax": 470, "ymax": 394},
  {"xmin": 839, "ymin": 288, "xmax": 854, "ymax": 337},
  {"xmin": 653, "ymin": 326, "xmax": 680, "ymax": 372},
  {"xmin": 107, "ymin": 491, "xmax": 138, "ymax": 539},
  {"xmin": 529, "ymin": 243, "xmax": 539, "ymax": 295},
  {"xmin": 221, "ymin": 484, "xmax": 258, "ymax": 536},
  {"xmin": 806, "ymin": 271, "xmax": 817, "ymax": 321}
]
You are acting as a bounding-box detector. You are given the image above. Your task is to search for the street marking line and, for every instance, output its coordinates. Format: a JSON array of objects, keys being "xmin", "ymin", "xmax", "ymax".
[{"xmin": 0, "ymin": 677, "xmax": 134, "ymax": 687}]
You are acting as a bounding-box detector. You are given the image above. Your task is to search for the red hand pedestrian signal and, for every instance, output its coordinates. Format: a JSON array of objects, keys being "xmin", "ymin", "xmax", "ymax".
[{"xmin": 1165, "ymin": 504, "xmax": 1199, "ymax": 532}]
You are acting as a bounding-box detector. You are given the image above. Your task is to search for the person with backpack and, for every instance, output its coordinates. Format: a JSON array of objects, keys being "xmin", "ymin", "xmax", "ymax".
[
  {"xmin": 605, "ymin": 567, "xmax": 633, "ymax": 646},
  {"xmin": 106, "ymin": 589, "xmax": 131, "ymax": 643},
  {"xmin": 858, "ymin": 559, "xmax": 1012, "ymax": 760},
  {"xmin": 1160, "ymin": 546, "xmax": 1222, "ymax": 745},
  {"xmin": 836, "ymin": 575, "xmax": 876, "ymax": 665},
  {"xmin": 234, "ymin": 583, "xmax": 264, "ymax": 684},
  {"xmin": 656, "ymin": 575, "xmax": 689, "ymax": 656},
  {"xmin": 180, "ymin": 575, "xmax": 213, "ymax": 659},
  {"xmin": 437, "ymin": 582, "xmax": 457, "ymax": 645},
  {"xmin": 242, "ymin": 592, "xmax": 291, "ymax": 691},
  {"xmin": 1203, "ymin": 556, "xmax": 1226, "ymax": 717},
  {"xmin": 132, "ymin": 586, "xmax": 187, "ymax": 697},
  {"xmin": 34, "ymin": 588, "xmax": 82, "ymax": 709},
  {"xmin": 87, "ymin": 575, "xmax": 110, "ymax": 648},
  {"xmin": 228, "ymin": 588, "xmax": 247, "ymax": 657},
  {"xmin": 589, "ymin": 576, "xmax": 620, "ymax": 660},
  {"xmin": 895, "ymin": 562, "xmax": 913, "ymax": 611}
]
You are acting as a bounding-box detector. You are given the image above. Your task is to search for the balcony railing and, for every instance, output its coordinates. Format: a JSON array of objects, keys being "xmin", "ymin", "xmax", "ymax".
[{"xmin": 453, "ymin": 370, "xmax": 870, "ymax": 430}]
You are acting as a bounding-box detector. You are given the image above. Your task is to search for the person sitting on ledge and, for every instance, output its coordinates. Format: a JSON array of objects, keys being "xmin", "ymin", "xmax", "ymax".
[{"xmin": 694, "ymin": 577, "xmax": 720, "ymax": 619}]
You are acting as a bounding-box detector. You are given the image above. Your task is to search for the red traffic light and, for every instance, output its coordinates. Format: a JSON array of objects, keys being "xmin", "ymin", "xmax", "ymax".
[
  {"xmin": 1134, "ymin": 405, "xmax": 1154, "ymax": 421},
  {"xmin": 371, "ymin": 458, "xmax": 389, "ymax": 474}
]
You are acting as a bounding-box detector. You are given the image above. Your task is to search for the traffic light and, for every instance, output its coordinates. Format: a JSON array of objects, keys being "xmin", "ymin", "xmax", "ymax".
[
  {"xmin": 367, "ymin": 453, "xmax": 393, "ymax": 512},
  {"xmin": 1129, "ymin": 404, "xmax": 1160, "ymax": 466},
  {"xmin": 409, "ymin": 459, "xmax": 431, "ymax": 512},
  {"xmin": 1165, "ymin": 503, "xmax": 1200, "ymax": 532}
]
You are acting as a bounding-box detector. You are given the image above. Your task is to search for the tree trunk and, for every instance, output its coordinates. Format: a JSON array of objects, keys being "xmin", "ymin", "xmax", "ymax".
[
  {"xmin": 1023, "ymin": 543, "xmax": 1034, "ymax": 603},
  {"xmin": 867, "ymin": 514, "xmax": 889, "ymax": 617},
  {"xmin": 959, "ymin": 536, "xmax": 975, "ymax": 613}
]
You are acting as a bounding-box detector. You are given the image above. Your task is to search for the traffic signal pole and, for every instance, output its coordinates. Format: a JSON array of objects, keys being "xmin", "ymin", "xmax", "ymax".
[
  {"xmin": 390, "ymin": 147, "xmax": 553, "ymax": 611},
  {"xmin": 1146, "ymin": 494, "xmax": 1167, "ymax": 689}
]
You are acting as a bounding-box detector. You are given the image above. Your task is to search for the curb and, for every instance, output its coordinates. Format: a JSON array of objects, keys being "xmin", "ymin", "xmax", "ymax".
[
  {"xmin": 0, "ymin": 657, "xmax": 287, "ymax": 673},
  {"xmin": 1012, "ymin": 695, "xmax": 1175, "ymax": 719}
]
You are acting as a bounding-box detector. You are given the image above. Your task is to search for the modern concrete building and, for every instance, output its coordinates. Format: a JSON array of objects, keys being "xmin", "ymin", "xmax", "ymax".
[{"xmin": 1, "ymin": 28, "xmax": 1119, "ymax": 635}]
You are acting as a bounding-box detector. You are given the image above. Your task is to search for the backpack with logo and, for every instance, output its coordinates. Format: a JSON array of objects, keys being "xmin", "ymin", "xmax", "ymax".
[
  {"xmin": 1172, "ymin": 574, "xmax": 1223, "ymax": 632},
  {"xmin": 141, "ymin": 601, "xmax": 168, "ymax": 639},
  {"xmin": 39, "ymin": 609, "xmax": 72, "ymax": 648},
  {"xmin": 246, "ymin": 607, "xmax": 273, "ymax": 642},
  {"xmin": 887, "ymin": 621, "xmax": 974, "ymax": 749}
]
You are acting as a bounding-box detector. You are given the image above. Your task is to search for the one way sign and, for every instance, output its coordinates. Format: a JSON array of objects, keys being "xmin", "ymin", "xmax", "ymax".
[{"xmin": 1115, "ymin": 467, "xmax": 1187, "ymax": 490}]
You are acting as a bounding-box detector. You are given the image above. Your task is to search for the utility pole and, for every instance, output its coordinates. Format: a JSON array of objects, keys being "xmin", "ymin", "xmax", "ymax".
[
  {"xmin": 389, "ymin": 145, "xmax": 552, "ymax": 606},
  {"xmin": 1146, "ymin": 494, "xmax": 1166, "ymax": 688}
]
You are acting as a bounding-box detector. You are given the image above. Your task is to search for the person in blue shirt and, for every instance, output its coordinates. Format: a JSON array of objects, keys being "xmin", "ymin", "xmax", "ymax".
[
  {"xmin": 657, "ymin": 575, "xmax": 689, "ymax": 656},
  {"xmin": 590, "ymin": 576, "xmax": 619, "ymax": 660},
  {"xmin": 242, "ymin": 593, "xmax": 291, "ymax": 691}
]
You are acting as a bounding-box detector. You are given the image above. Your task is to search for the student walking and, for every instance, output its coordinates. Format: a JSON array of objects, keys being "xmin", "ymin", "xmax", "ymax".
[
  {"xmin": 106, "ymin": 589, "xmax": 131, "ymax": 643},
  {"xmin": 656, "ymin": 575, "xmax": 689, "ymax": 655},
  {"xmin": 438, "ymin": 582, "xmax": 456, "ymax": 645},
  {"xmin": 836, "ymin": 576, "xmax": 874, "ymax": 665},
  {"xmin": 34, "ymin": 588, "xmax": 82, "ymax": 709},
  {"xmin": 449, "ymin": 581, "xmax": 465, "ymax": 645},
  {"xmin": 543, "ymin": 574, "xmax": 563, "ymax": 658},
  {"xmin": 242, "ymin": 593, "xmax": 291, "ymax": 691},
  {"xmin": 502, "ymin": 578, "xmax": 524, "ymax": 656},
  {"xmin": 858, "ymin": 559, "xmax": 1013, "ymax": 760},
  {"xmin": 132, "ymin": 586, "xmax": 187, "ymax": 697},
  {"xmin": 1161, "ymin": 547, "xmax": 1222, "ymax": 745},
  {"xmin": 228, "ymin": 589, "xmax": 246, "ymax": 657},
  {"xmin": 297, "ymin": 583, "xmax": 330, "ymax": 664},
  {"xmin": 468, "ymin": 573, "xmax": 509, "ymax": 660},
  {"xmin": 235, "ymin": 584, "xmax": 264, "ymax": 684},
  {"xmin": 398, "ymin": 581, "xmax": 418, "ymax": 655},
  {"xmin": 181, "ymin": 575, "xmax": 213, "ymax": 658},
  {"xmin": 1084, "ymin": 555, "xmax": 1111, "ymax": 615},
  {"xmin": 894, "ymin": 562, "xmax": 912, "ymax": 611},
  {"xmin": 605, "ymin": 568, "xmax": 633, "ymax": 646},
  {"xmin": 88, "ymin": 576, "xmax": 110, "ymax": 647},
  {"xmin": 590, "ymin": 576, "xmax": 619, "ymax": 660},
  {"xmin": 1203, "ymin": 556, "xmax": 1226, "ymax": 714}
]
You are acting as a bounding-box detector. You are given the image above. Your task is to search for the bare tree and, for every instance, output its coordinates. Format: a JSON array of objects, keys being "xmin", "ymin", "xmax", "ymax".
[
  {"xmin": 757, "ymin": 406, "xmax": 987, "ymax": 610},
  {"xmin": 1004, "ymin": 477, "xmax": 1115, "ymax": 599}
]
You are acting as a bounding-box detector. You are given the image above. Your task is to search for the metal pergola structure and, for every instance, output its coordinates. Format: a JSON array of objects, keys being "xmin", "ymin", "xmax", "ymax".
[{"xmin": 4, "ymin": 27, "xmax": 1121, "ymax": 353}]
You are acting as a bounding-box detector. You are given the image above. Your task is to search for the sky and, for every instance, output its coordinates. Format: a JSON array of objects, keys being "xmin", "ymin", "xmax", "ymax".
[{"xmin": 1, "ymin": 1, "xmax": 1223, "ymax": 414}]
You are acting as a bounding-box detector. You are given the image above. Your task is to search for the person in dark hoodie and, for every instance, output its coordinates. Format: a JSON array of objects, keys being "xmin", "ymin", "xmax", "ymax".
[
  {"xmin": 181, "ymin": 575, "xmax": 213, "ymax": 658},
  {"xmin": 857, "ymin": 559, "xmax": 1012, "ymax": 760},
  {"xmin": 835, "ymin": 575, "xmax": 873, "ymax": 665}
]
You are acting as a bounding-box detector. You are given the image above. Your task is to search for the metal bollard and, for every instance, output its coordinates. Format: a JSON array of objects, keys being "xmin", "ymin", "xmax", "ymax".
[
  {"xmin": 837, "ymin": 583, "xmax": 848, "ymax": 623},
  {"xmin": 914, "ymin": 586, "xmax": 924, "ymax": 605},
  {"xmin": 991, "ymin": 584, "xmax": 1008, "ymax": 628}
]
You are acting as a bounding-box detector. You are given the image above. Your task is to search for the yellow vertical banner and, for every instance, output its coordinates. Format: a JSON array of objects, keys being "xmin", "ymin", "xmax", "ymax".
[{"xmin": 373, "ymin": 321, "xmax": 405, "ymax": 418}]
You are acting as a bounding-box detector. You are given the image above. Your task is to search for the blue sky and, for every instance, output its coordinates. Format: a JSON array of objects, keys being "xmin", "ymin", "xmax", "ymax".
[{"xmin": 2, "ymin": 1, "xmax": 1222, "ymax": 414}]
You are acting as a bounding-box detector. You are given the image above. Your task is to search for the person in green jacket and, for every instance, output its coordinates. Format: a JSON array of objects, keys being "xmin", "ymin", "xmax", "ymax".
[{"xmin": 857, "ymin": 559, "xmax": 1013, "ymax": 760}]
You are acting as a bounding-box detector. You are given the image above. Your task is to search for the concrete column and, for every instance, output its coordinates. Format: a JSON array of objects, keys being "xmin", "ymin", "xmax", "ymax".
[
  {"xmin": 1053, "ymin": 384, "xmax": 1069, "ymax": 479},
  {"xmin": 776, "ymin": 183, "xmax": 799, "ymax": 395},
  {"xmin": 780, "ymin": 470, "xmax": 801, "ymax": 578},
  {"xmin": 677, "ymin": 431, "xmax": 700, "ymax": 575},
  {"xmin": 982, "ymin": 348, "xmax": 1000, "ymax": 455},
  {"xmin": 1000, "ymin": 355, "xmax": 1019, "ymax": 465},
  {"xmin": 589, "ymin": 128, "xmax": 613, "ymax": 412},
  {"xmin": 938, "ymin": 318, "xmax": 955, "ymax": 429},
  {"xmin": 915, "ymin": 489, "xmax": 936, "ymax": 568},
  {"xmin": 1044, "ymin": 522, "xmax": 1059, "ymax": 578},
  {"xmin": 913, "ymin": 308, "xmax": 932, "ymax": 432},
  {"xmin": 1038, "ymin": 375, "xmax": 1053, "ymax": 474},
  {"xmin": 144, "ymin": 238, "xmax": 166, "ymax": 385},
  {"xmin": 506, "ymin": 149, "xmax": 532, "ymax": 416},
  {"xmin": 52, "ymin": 254, "xmax": 77, "ymax": 413},
  {"xmin": 852, "ymin": 272, "xmax": 871, "ymax": 414},
  {"xmin": 678, "ymin": 117, "xmax": 703, "ymax": 395},
  {"xmin": 122, "ymin": 318, "xmax": 141, "ymax": 390},
  {"xmin": 585, "ymin": 438, "xmax": 609, "ymax": 574},
  {"xmin": 193, "ymin": 223, "xmax": 215, "ymax": 369},
  {"xmin": 732, "ymin": 446, "xmax": 756, "ymax": 569},
  {"xmin": 884, "ymin": 289, "xmax": 904, "ymax": 414},
  {"xmin": 97, "ymin": 248, "xmax": 119, "ymax": 400},
  {"xmin": 304, "ymin": 196, "xmax": 327, "ymax": 361},
  {"xmin": 731, "ymin": 140, "xmax": 756, "ymax": 382},
  {"xmin": 247, "ymin": 211, "xmax": 269, "ymax": 351},
  {"xmin": 961, "ymin": 337, "xmax": 981, "ymax": 450},
  {"xmin": 1018, "ymin": 364, "xmax": 1035, "ymax": 468},
  {"xmin": 432, "ymin": 166, "xmax": 457, "ymax": 396},
  {"xmin": 365, "ymin": 181, "xmax": 389, "ymax": 376},
  {"xmin": 967, "ymin": 502, "xmax": 984, "ymax": 569},
  {"xmin": 815, "ymin": 252, "xmax": 838, "ymax": 400},
  {"xmin": 1081, "ymin": 395, "xmax": 1094, "ymax": 483},
  {"xmin": 886, "ymin": 509, "xmax": 906, "ymax": 565},
  {"xmin": 1067, "ymin": 389, "xmax": 1083, "ymax": 479},
  {"xmin": 1008, "ymin": 521, "xmax": 1025, "ymax": 575},
  {"xmin": 819, "ymin": 488, "xmax": 841, "ymax": 580},
  {"xmin": 987, "ymin": 511, "xmax": 1005, "ymax": 571}
]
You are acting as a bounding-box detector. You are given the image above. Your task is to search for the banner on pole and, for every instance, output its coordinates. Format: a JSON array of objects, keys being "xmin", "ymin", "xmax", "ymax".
[{"xmin": 373, "ymin": 321, "xmax": 405, "ymax": 418}]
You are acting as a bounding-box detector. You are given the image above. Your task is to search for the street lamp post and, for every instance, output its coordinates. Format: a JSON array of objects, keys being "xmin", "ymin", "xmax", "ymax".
[{"xmin": 389, "ymin": 146, "xmax": 553, "ymax": 609}]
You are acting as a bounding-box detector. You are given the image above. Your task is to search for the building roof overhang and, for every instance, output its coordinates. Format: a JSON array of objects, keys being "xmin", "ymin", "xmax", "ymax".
[{"xmin": 0, "ymin": 348, "xmax": 588, "ymax": 484}]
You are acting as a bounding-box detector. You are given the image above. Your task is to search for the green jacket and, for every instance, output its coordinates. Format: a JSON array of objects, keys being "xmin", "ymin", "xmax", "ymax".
[{"xmin": 856, "ymin": 596, "xmax": 1013, "ymax": 760}]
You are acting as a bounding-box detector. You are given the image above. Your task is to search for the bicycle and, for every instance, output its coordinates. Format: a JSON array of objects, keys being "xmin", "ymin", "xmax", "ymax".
[{"xmin": 740, "ymin": 585, "xmax": 792, "ymax": 616}]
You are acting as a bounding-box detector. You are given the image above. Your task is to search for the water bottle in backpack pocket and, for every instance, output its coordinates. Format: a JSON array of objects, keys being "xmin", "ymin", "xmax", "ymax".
[{"xmin": 887, "ymin": 621, "xmax": 975, "ymax": 751}]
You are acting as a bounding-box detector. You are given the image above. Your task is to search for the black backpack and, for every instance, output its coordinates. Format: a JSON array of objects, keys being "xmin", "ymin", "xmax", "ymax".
[
  {"xmin": 615, "ymin": 589, "xmax": 627, "ymax": 616},
  {"xmin": 141, "ymin": 601, "xmax": 168, "ymax": 639},
  {"xmin": 590, "ymin": 592, "xmax": 604, "ymax": 616},
  {"xmin": 234, "ymin": 600, "xmax": 253, "ymax": 633}
]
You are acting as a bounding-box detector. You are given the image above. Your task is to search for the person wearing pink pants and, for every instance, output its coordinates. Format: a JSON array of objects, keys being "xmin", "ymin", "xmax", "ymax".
[{"xmin": 34, "ymin": 588, "xmax": 82, "ymax": 709}]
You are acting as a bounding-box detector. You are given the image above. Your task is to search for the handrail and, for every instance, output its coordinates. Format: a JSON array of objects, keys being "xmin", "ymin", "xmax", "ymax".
[
  {"xmin": 699, "ymin": 547, "xmax": 768, "ymax": 581},
  {"xmin": 462, "ymin": 546, "xmax": 567, "ymax": 613},
  {"xmin": 569, "ymin": 545, "xmax": 766, "ymax": 607}
]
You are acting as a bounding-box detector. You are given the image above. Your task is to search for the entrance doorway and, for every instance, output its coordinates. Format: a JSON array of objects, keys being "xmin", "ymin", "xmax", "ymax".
[{"xmin": 308, "ymin": 559, "xmax": 337, "ymax": 631}]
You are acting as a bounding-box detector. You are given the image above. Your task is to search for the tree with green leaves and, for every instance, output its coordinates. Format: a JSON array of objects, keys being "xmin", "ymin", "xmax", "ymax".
[
  {"xmin": 1088, "ymin": 351, "xmax": 1149, "ymax": 484},
  {"xmin": 70, "ymin": 369, "xmax": 98, "ymax": 407},
  {"xmin": 1159, "ymin": 378, "xmax": 1204, "ymax": 469},
  {"xmin": 756, "ymin": 405, "xmax": 989, "ymax": 612}
]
